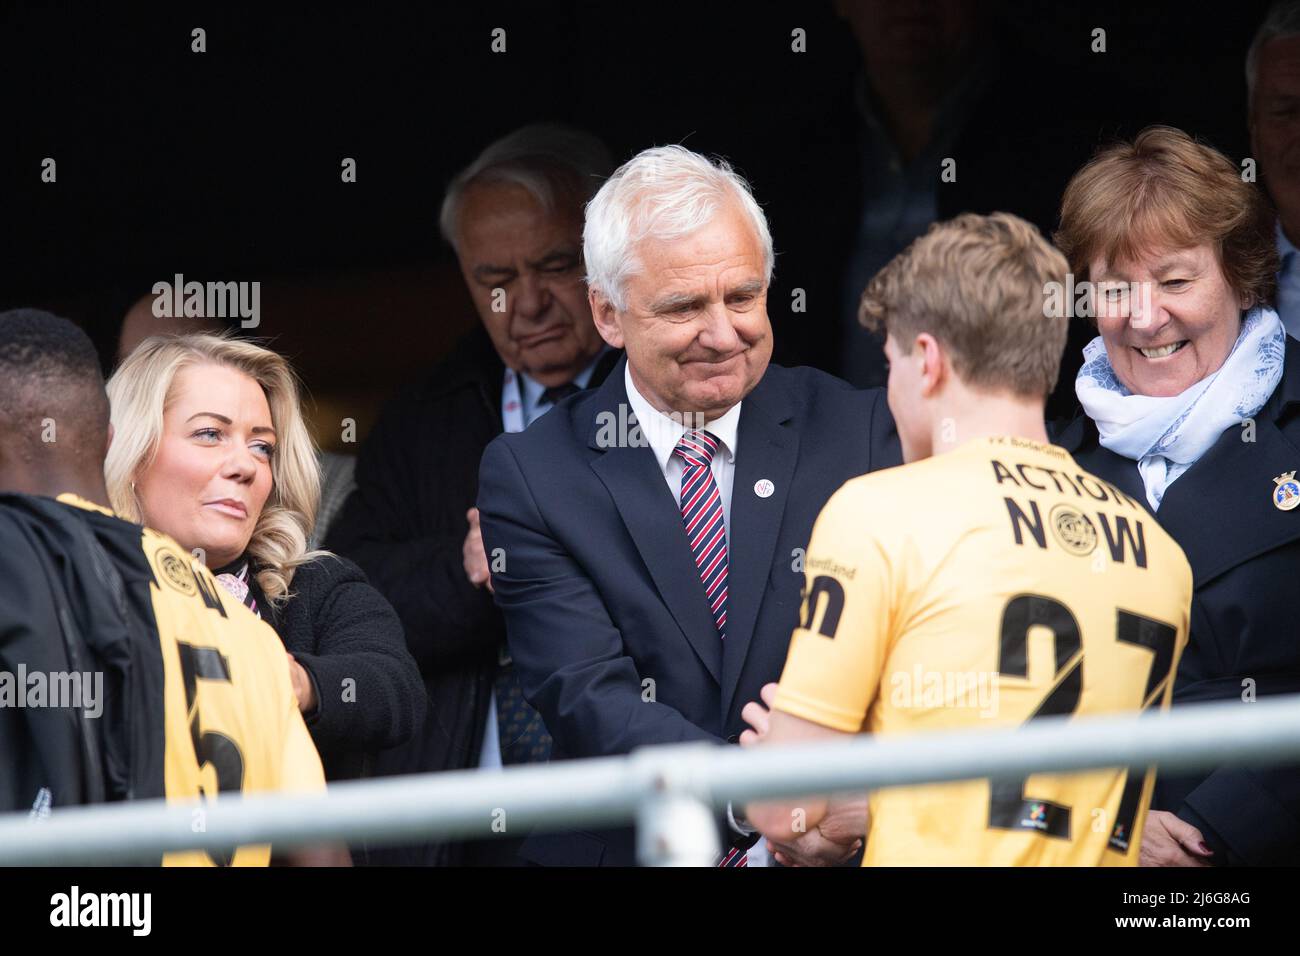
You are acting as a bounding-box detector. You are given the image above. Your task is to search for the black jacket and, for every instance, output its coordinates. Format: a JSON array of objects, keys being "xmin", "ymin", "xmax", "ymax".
[
  {"xmin": 326, "ymin": 329, "xmax": 511, "ymax": 790},
  {"xmin": 258, "ymin": 554, "xmax": 423, "ymax": 784},
  {"xmin": 1057, "ymin": 336, "xmax": 1300, "ymax": 865},
  {"xmin": 0, "ymin": 494, "xmax": 166, "ymax": 817}
]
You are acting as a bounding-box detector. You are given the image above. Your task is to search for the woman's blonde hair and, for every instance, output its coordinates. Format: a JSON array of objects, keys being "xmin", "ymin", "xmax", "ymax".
[{"xmin": 106, "ymin": 333, "xmax": 328, "ymax": 605}]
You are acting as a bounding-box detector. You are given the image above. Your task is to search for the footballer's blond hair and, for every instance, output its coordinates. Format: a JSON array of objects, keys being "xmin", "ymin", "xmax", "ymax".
[{"xmin": 859, "ymin": 212, "xmax": 1070, "ymax": 398}]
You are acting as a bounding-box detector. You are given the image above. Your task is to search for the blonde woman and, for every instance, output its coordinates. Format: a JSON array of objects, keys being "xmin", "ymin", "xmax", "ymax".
[{"xmin": 106, "ymin": 333, "xmax": 422, "ymax": 784}]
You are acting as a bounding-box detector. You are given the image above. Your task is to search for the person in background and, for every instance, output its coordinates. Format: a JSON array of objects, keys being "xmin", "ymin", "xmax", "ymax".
[
  {"xmin": 325, "ymin": 123, "xmax": 617, "ymax": 865},
  {"xmin": 116, "ymin": 290, "xmax": 224, "ymax": 366},
  {"xmin": 104, "ymin": 334, "xmax": 423, "ymax": 800},
  {"xmin": 1054, "ymin": 126, "xmax": 1300, "ymax": 865},
  {"xmin": 768, "ymin": 0, "xmax": 1092, "ymax": 421},
  {"xmin": 311, "ymin": 450, "xmax": 356, "ymax": 550},
  {"xmin": 1249, "ymin": 0, "xmax": 1300, "ymax": 338}
]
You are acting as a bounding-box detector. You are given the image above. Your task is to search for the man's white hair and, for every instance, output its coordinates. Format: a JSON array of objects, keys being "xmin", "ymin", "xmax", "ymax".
[
  {"xmin": 1247, "ymin": 0, "xmax": 1300, "ymax": 102},
  {"xmin": 440, "ymin": 123, "xmax": 613, "ymax": 250},
  {"xmin": 583, "ymin": 145, "xmax": 774, "ymax": 311}
]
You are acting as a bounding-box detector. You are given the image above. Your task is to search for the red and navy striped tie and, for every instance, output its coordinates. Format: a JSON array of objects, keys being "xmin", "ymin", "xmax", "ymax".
[
  {"xmin": 674, "ymin": 430, "xmax": 728, "ymax": 639},
  {"xmin": 674, "ymin": 430, "xmax": 748, "ymax": 868}
]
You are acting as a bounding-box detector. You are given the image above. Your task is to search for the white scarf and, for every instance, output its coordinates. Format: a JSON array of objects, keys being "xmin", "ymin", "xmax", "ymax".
[{"xmin": 1075, "ymin": 307, "xmax": 1286, "ymax": 511}]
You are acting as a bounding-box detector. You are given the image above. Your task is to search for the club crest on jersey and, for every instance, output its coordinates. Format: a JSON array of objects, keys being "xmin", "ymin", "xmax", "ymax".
[
  {"xmin": 1272, "ymin": 471, "xmax": 1300, "ymax": 511},
  {"xmin": 153, "ymin": 545, "xmax": 198, "ymax": 596},
  {"xmin": 1049, "ymin": 505, "xmax": 1098, "ymax": 556}
]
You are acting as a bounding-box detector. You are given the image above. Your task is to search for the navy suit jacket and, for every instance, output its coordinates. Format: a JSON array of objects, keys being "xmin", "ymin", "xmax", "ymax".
[
  {"xmin": 477, "ymin": 358, "xmax": 899, "ymax": 865},
  {"xmin": 1057, "ymin": 336, "xmax": 1300, "ymax": 865}
]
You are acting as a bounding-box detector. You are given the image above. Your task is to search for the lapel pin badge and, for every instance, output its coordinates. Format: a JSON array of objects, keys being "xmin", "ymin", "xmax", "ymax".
[
  {"xmin": 1272, "ymin": 471, "xmax": 1300, "ymax": 511},
  {"xmin": 754, "ymin": 478, "xmax": 775, "ymax": 499}
]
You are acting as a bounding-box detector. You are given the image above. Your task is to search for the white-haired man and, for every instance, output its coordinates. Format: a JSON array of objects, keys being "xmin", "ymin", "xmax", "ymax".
[
  {"xmin": 478, "ymin": 145, "xmax": 900, "ymax": 866},
  {"xmin": 1249, "ymin": 0, "xmax": 1300, "ymax": 338}
]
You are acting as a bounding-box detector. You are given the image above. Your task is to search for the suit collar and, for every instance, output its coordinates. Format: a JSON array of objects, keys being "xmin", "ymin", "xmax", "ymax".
[
  {"xmin": 1261, "ymin": 334, "xmax": 1300, "ymax": 419},
  {"xmin": 719, "ymin": 370, "xmax": 799, "ymax": 717},
  {"xmin": 513, "ymin": 345, "xmax": 616, "ymax": 426},
  {"xmin": 586, "ymin": 356, "xmax": 795, "ymax": 449},
  {"xmin": 430, "ymin": 328, "xmax": 621, "ymax": 430},
  {"xmin": 584, "ymin": 362, "xmax": 798, "ymax": 695},
  {"xmin": 621, "ymin": 361, "xmax": 742, "ymax": 470},
  {"xmin": 587, "ymin": 361, "xmax": 724, "ymax": 683}
]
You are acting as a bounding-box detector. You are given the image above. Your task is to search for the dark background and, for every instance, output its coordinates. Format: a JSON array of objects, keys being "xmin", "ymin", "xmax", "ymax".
[{"xmin": 0, "ymin": 1, "xmax": 1276, "ymax": 445}]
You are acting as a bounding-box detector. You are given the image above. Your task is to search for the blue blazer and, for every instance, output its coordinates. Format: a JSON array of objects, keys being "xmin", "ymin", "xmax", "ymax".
[
  {"xmin": 478, "ymin": 358, "xmax": 899, "ymax": 865},
  {"xmin": 1056, "ymin": 337, "xmax": 1300, "ymax": 865}
]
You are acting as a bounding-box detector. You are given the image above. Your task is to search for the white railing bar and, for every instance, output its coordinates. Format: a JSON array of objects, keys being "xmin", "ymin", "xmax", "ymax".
[{"xmin": 1, "ymin": 694, "xmax": 1297, "ymax": 865}]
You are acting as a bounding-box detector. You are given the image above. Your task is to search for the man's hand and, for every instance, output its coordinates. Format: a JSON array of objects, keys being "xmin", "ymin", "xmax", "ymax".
[
  {"xmin": 740, "ymin": 683, "xmax": 867, "ymax": 865},
  {"xmin": 282, "ymin": 844, "xmax": 354, "ymax": 866},
  {"xmin": 1140, "ymin": 810, "xmax": 1215, "ymax": 867},
  {"xmin": 287, "ymin": 653, "xmax": 318, "ymax": 715},
  {"xmin": 739, "ymin": 682, "xmax": 779, "ymax": 747},
  {"xmin": 766, "ymin": 791, "xmax": 867, "ymax": 866},
  {"xmin": 463, "ymin": 507, "xmax": 493, "ymax": 592}
]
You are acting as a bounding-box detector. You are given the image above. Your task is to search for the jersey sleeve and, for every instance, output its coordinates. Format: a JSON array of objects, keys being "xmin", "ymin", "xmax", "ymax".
[
  {"xmin": 280, "ymin": 700, "xmax": 327, "ymax": 793},
  {"xmin": 772, "ymin": 483, "xmax": 898, "ymax": 733}
]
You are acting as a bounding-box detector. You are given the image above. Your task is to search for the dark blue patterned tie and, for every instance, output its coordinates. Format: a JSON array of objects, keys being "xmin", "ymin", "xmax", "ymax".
[{"xmin": 494, "ymin": 660, "xmax": 552, "ymax": 765}]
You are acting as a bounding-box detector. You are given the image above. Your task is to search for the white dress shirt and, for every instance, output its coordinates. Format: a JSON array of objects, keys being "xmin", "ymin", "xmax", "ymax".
[
  {"xmin": 622, "ymin": 362, "xmax": 742, "ymax": 534},
  {"xmin": 624, "ymin": 363, "xmax": 770, "ymax": 866},
  {"xmin": 1277, "ymin": 221, "xmax": 1300, "ymax": 341}
]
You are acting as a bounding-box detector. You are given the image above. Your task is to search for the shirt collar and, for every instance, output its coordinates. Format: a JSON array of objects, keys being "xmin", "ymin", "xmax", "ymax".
[
  {"xmin": 515, "ymin": 369, "xmax": 548, "ymax": 423},
  {"xmin": 623, "ymin": 362, "xmax": 741, "ymax": 472},
  {"xmin": 516, "ymin": 345, "xmax": 612, "ymax": 423}
]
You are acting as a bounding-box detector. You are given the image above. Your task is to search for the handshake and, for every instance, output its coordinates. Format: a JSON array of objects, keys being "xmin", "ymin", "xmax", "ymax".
[{"xmin": 739, "ymin": 682, "xmax": 868, "ymax": 867}]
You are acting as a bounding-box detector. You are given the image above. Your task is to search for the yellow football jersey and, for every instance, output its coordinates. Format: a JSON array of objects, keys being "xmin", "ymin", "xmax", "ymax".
[
  {"xmin": 58, "ymin": 494, "xmax": 325, "ymax": 866},
  {"xmin": 772, "ymin": 436, "xmax": 1192, "ymax": 866}
]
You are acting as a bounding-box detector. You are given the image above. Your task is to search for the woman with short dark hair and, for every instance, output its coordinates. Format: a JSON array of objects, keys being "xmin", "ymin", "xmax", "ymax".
[{"xmin": 1056, "ymin": 126, "xmax": 1298, "ymax": 866}]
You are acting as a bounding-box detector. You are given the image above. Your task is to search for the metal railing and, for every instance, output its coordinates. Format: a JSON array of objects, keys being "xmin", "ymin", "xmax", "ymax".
[{"xmin": 3, "ymin": 694, "xmax": 1299, "ymax": 866}]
